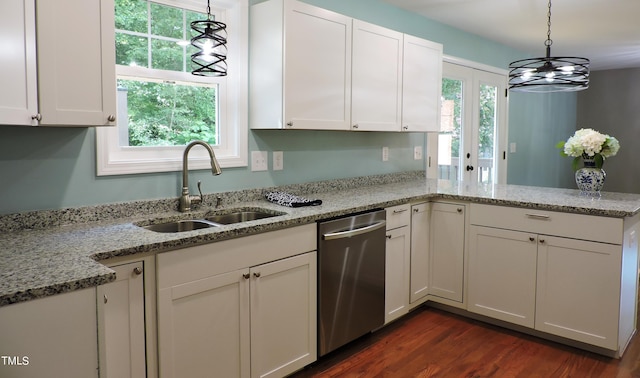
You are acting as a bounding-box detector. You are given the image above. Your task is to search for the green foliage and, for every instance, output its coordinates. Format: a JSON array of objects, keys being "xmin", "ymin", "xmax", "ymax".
[{"xmin": 115, "ymin": 0, "xmax": 217, "ymax": 147}]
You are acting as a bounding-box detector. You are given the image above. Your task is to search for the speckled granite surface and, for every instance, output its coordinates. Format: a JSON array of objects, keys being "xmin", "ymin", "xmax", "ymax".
[{"xmin": 3, "ymin": 171, "xmax": 640, "ymax": 307}]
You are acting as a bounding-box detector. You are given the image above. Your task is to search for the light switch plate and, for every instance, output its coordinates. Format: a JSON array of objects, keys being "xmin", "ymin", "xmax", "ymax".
[
  {"xmin": 273, "ymin": 151, "xmax": 283, "ymax": 170},
  {"xmin": 413, "ymin": 146, "xmax": 423, "ymax": 160},
  {"xmin": 251, "ymin": 151, "xmax": 268, "ymax": 171},
  {"xmin": 382, "ymin": 147, "xmax": 389, "ymax": 162}
]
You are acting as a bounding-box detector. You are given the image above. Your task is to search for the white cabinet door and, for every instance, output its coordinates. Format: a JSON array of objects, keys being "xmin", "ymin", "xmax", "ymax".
[
  {"xmin": 429, "ymin": 202, "xmax": 465, "ymax": 302},
  {"xmin": 97, "ymin": 261, "xmax": 146, "ymax": 378},
  {"xmin": 0, "ymin": 0, "xmax": 38, "ymax": 125},
  {"xmin": 0, "ymin": 289, "xmax": 99, "ymax": 378},
  {"xmin": 468, "ymin": 226, "xmax": 538, "ymax": 328},
  {"xmin": 157, "ymin": 269, "xmax": 251, "ymax": 378},
  {"xmin": 402, "ymin": 35, "xmax": 442, "ymax": 132},
  {"xmin": 385, "ymin": 225, "xmax": 411, "ymax": 323},
  {"xmin": 536, "ymin": 236, "xmax": 621, "ymax": 350},
  {"xmin": 251, "ymin": 0, "xmax": 351, "ymax": 130},
  {"xmin": 351, "ymin": 20, "xmax": 403, "ymax": 131},
  {"xmin": 35, "ymin": 0, "xmax": 116, "ymax": 126},
  {"xmin": 410, "ymin": 202, "xmax": 430, "ymax": 303},
  {"xmin": 250, "ymin": 252, "xmax": 317, "ymax": 378}
]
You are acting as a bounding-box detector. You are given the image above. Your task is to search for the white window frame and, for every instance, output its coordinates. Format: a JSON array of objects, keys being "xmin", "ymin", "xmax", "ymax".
[{"xmin": 96, "ymin": 0, "xmax": 248, "ymax": 176}]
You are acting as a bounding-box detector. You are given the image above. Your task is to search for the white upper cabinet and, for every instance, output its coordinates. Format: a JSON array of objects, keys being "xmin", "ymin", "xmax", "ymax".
[
  {"xmin": 351, "ymin": 20, "xmax": 403, "ymax": 131},
  {"xmin": 0, "ymin": 0, "xmax": 38, "ymax": 125},
  {"xmin": 250, "ymin": 0, "xmax": 442, "ymax": 132},
  {"xmin": 402, "ymin": 35, "xmax": 443, "ymax": 132},
  {"xmin": 0, "ymin": 0, "xmax": 117, "ymax": 127},
  {"xmin": 250, "ymin": 0, "xmax": 352, "ymax": 130},
  {"xmin": 35, "ymin": 0, "xmax": 117, "ymax": 126}
]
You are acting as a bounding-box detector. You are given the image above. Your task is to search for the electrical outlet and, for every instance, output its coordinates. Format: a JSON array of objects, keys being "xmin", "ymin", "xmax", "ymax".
[
  {"xmin": 273, "ymin": 151, "xmax": 283, "ymax": 171},
  {"xmin": 413, "ymin": 146, "xmax": 423, "ymax": 160},
  {"xmin": 510, "ymin": 142, "xmax": 517, "ymax": 153},
  {"xmin": 382, "ymin": 147, "xmax": 389, "ymax": 162},
  {"xmin": 251, "ymin": 151, "xmax": 268, "ymax": 171}
]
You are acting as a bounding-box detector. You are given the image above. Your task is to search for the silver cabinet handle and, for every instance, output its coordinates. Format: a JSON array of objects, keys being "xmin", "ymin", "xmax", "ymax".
[
  {"xmin": 526, "ymin": 213, "xmax": 550, "ymax": 220},
  {"xmin": 32, "ymin": 114, "xmax": 42, "ymax": 121},
  {"xmin": 323, "ymin": 221, "xmax": 387, "ymax": 240},
  {"xmin": 107, "ymin": 115, "xmax": 116, "ymax": 122},
  {"xmin": 393, "ymin": 209, "xmax": 408, "ymax": 214},
  {"xmin": 103, "ymin": 294, "xmax": 108, "ymax": 304},
  {"xmin": 133, "ymin": 267, "xmax": 143, "ymax": 275}
]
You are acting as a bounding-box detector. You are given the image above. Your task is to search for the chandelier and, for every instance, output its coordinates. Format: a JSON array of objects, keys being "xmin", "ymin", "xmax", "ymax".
[
  {"xmin": 508, "ymin": 0, "xmax": 589, "ymax": 92},
  {"xmin": 190, "ymin": 0, "xmax": 227, "ymax": 76}
]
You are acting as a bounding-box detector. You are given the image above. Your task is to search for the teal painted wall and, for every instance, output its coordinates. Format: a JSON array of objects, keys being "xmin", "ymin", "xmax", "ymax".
[{"xmin": 0, "ymin": 0, "xmax": 574, "ymax": 215}]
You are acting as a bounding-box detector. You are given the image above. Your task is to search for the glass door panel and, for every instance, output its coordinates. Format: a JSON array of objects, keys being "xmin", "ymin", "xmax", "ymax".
[{"xmin": 438, "ymin": 78, "xmax": 462, "ymax": 181}]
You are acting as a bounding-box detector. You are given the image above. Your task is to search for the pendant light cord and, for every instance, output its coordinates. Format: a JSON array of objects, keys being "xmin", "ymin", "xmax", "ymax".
[
  {"xmin": 207, "ymin": 0, "xmax": 212, "ymax": 21},
  {"xmin": 545, "ymin": 0, "xmax": 553, "ymax": 47}
]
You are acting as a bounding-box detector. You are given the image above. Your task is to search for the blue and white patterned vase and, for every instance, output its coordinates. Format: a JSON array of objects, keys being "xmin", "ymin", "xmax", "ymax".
[{"xmin": 575, "ymin": 157, "xmax": 606, "ymax": 196}]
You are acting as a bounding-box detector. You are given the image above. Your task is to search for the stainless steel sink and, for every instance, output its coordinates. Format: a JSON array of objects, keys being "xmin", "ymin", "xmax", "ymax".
[
  {"xmin": 142, "ymin": 220, "xmax": 218, "ymax": 233},
  {"xmin": 204, "ymin": 209, "xmax": 284, "ymax": 225}
]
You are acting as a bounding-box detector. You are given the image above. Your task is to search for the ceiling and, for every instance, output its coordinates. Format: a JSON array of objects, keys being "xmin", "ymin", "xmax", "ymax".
[{"xmin": 384, "ymin": 0, "xmax": 640, "ymax": 71}]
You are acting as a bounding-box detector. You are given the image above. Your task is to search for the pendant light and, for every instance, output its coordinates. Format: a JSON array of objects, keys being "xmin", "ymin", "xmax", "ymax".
[
  {"xmin": 508, "ymin": 0, "xmax": 589, "ymax": 92},
  {"xmin": 190, "ymin": 0, "xmax": 227, "ymax": 76}
]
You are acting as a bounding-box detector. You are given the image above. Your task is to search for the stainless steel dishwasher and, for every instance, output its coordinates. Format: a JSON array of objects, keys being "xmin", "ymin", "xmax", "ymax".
[{"xmin": 317, "ymin": 209, "xmax": 386, "ymax": 356}]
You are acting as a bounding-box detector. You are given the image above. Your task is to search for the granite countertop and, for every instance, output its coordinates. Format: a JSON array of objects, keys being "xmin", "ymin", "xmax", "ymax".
[{"xmin": 3, "ymin": 173, "xmax": 640, "ymax": 307}]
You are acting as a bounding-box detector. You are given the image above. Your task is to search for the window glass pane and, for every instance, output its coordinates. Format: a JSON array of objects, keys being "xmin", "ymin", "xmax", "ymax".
[
  {"xmin": 118, "ymin": 79, "xmax": 218, "ymax": 147},
  {"xmin": 439, "ymin": 78, "xmax": 462, "ymax": 181},
  {"xmin": 115, "ymin": 0, "xmax": 148, "ymax": 33},
  {"xmin": 477, "ymin": 84, "xmax": 497, "ymax": 183},
  {"xmin": 116, "ymin": 34, "xmax": 149, "ymax": 67},
  {"xmin": 151, "ymin": 38, "xmax": 183, "ymax": 71},
  {"xmin": 150, "ymin": 3, "xmax": 183, "ymax": 39}
]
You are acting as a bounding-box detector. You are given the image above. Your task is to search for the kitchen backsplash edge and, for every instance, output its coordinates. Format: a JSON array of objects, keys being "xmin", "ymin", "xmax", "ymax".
[{"xmin": 0, "ymin": 171, "xmax": 425, "ymax": 233}]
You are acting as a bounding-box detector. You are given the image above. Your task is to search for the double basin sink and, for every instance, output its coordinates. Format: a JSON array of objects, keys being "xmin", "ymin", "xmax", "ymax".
[{"xmin": 138, "ymin": 208, "xmax": 285, "ymax": 233}]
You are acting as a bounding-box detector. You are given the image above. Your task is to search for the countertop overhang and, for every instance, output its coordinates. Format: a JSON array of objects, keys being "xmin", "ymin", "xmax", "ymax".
[{"xmin": 3, "ymin": 176, "xmax": 640, "ymax": 307}]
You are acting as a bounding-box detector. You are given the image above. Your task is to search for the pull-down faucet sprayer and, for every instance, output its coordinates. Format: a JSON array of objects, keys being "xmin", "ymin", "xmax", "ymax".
[{"xmin": 179, "ymin": 140, "xmax": 222, "ymax": 212}]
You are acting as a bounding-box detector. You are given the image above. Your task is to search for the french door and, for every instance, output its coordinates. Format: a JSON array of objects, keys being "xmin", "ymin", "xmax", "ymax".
[{"xmin": 434, "ymin": 60, "xmax": 508, "ymax": 184}]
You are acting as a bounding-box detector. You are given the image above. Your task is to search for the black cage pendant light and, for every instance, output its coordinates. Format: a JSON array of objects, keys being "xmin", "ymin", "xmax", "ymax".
[
  {"xmin": 191, "ymin": 0, "xmax": 227, "ymax": 76},
  {"xmin": 508, "ymin": 0, "xmax": 589, "ymax": 92}
]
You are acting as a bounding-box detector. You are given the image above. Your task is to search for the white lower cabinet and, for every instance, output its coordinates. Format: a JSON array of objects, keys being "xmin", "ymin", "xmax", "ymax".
[
  {"xmin": 468, "ymin": 203, "xmax": 639, "ymax": 354},
  {"xmin": 409, "ymin": 202, "xmax": 430, "ymax": 304},
  {"xmin": 157, "ymin": 224, "xmax": 317, "ymax": 378},
  {"xmin": 385, "ymin": 205, "xmax": 411, "ymax": 323},
  {"xmin": 535, "ymin": 236, "xmax": 622, "ymax": 350},
  {"xmin": 467, "ymin": 226, "xmax": 539, "ymax": 328},
  {"xmin": 0, "ymin": 288, "xmax": 99, "ymax": 378},
  {"xmin": 429, "ymin": 202, "xmax": 465, "ymax": 303},
  {"xmin": 97, "ymin": 260, "xmax": 150, "ymax": 378}
]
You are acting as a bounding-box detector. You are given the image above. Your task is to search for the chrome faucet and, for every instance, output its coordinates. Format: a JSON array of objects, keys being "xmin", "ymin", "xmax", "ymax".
[{"xmin": 179, "ymin": 140, "xmax": 222, "ymax": 212}]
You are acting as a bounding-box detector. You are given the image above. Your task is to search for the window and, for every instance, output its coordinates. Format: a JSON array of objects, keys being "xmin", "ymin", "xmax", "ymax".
[{"xmin": 97, "ymin": 0, "xmax": 247, "ymax": 175}]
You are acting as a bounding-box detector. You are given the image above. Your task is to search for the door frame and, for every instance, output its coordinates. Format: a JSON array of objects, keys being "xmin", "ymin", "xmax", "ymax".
[{"xmin": 427, "ymin": 56, "xmax": 509, "ymax": 184}]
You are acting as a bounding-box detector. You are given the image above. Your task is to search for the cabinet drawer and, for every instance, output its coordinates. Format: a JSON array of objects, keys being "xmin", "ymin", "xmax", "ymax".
[
  {"xmin": 386, "ymin": 204, "xmax": 410, "ymax": 230},
  {"xmin": 470, "ymin": 203, "xmax": 622, "ymax": 244},
  {"xmin": 157, "ymin": 224, "xmax": 317, "ymax": 289}
]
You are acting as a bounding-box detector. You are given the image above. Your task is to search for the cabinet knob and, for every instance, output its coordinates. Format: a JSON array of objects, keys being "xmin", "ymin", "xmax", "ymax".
[
  {"xmin": 457, "ymin": 208, "xmax": 463, "ymax": 213},
  {"xmin": 386, "ymin": 234, "xmax": 392, "ymax": 239},
  {"xmin": 403, "ymin": 125, "xmax": 409, "ymax": 130},
  {"xmin": 133, "ymin": 267, "xmax": 143, "ymax": 275},
  {"xmin": 107, "ymin": 115, "xmax": 116, "ymax": 122},
  {"xmin": 539, "ymin": 239, "xmax": 545, "ymax": 244},
  {"xmin": 243, "ymin": 273, "xmax": 250, "ymax": 280},
  {"xmin": 529, "ymin": 236, "xmax": 535, "ymax": 242},
  {"xmin": 353, "ymin": 124, "xmax": 359, "ymax": 129},
  {"xmin": 32, "ymin": 114, "xmax": 42, "ymax": 122},
  {"xmin": 253, "ymin": 272, "xmax": 261, "ymax": 278},
  {"xmin": 286, "ymin": 121, "xmax": 293, "ymax": 128}
]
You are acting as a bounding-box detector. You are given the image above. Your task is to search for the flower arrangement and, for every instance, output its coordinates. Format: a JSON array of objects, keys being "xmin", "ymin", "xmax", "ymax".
[{"xmin": 557, "ymin": 128, "xmax": 620, "ymax": 170}]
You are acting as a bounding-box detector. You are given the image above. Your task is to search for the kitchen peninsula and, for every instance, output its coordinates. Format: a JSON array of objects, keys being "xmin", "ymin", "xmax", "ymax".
[{"xmin": 1, "ymin": 172, "xmax": 639, "ymax": 377}]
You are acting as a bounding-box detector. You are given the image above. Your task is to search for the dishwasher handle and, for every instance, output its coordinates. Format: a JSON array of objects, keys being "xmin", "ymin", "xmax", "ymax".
[{"xmin": 322, "ymin": 220, "xmax": 386, "ymax": 240}]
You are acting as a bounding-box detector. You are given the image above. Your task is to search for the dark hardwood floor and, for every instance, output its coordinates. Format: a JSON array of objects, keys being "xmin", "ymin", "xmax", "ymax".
[{"xmin": 290, "ymin": 306, "xmax": 640, "ymax": 377}]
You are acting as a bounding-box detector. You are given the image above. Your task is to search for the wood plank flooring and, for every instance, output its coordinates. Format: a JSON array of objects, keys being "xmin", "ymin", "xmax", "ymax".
[{"xmin": 290, "ymin": 306, "xmax": 640, "ymax": 377}]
